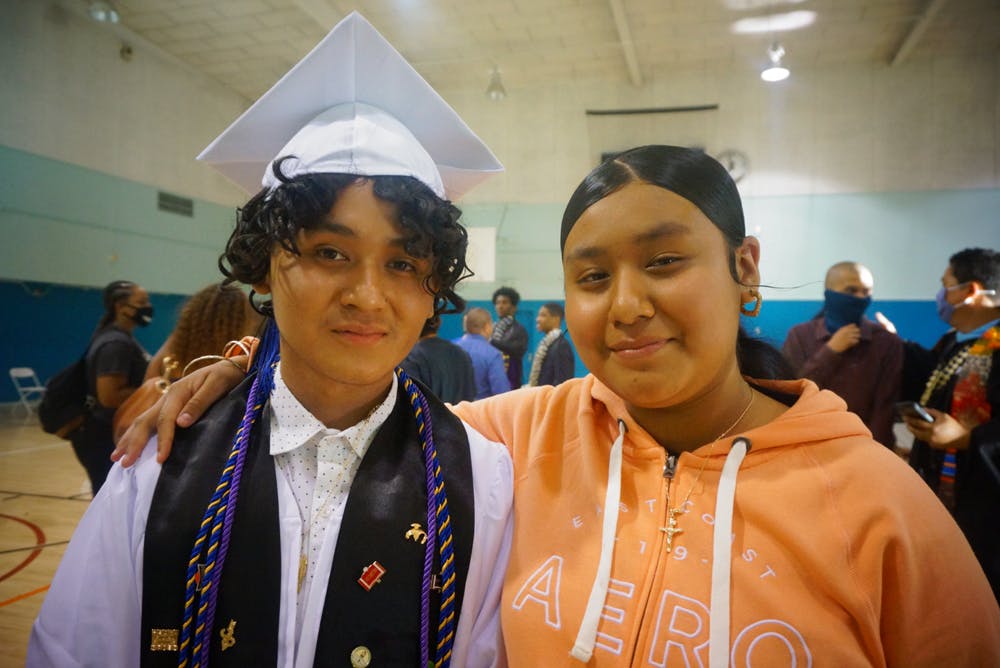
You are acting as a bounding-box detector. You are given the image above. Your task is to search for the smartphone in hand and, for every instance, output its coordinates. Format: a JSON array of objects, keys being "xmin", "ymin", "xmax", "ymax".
[{"xmin": 895, "ymin": 401, "xmax": 935, "ymax": 423}]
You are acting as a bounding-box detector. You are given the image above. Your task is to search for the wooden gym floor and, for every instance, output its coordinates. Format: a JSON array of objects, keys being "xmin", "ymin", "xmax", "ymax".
[{"xmin": 0, "ymin": 409, "xmax": 91, "ymax": 667}]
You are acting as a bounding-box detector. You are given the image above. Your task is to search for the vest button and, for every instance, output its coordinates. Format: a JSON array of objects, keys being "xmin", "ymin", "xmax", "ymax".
[{"xmin": 350, "ymin": 645, "xmax": 372, "ymax": 667}]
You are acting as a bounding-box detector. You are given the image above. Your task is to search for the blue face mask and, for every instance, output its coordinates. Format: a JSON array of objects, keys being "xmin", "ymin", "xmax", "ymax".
[
  {"xmin": 824, "ymin": 290, "xmax": 871, "ymax": 333},
  {"xmin": 936, "ymin": 286, "xmax": 957, "ymax": 325}
]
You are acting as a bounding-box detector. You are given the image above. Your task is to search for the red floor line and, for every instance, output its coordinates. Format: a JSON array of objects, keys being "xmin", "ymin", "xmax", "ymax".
[
  {"xmin": 0, "ymin": 584, "xmax": 49, "ymax": 607},
  {"xmin": 0, "ymin": 513, "xmax": 47, "ymax": 583}
]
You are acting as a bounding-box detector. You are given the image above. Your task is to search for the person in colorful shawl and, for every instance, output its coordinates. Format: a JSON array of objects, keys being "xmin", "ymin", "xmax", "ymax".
[{"xmin": 902, "ymin": 247, "xmax": 1000, "ymax": 602}]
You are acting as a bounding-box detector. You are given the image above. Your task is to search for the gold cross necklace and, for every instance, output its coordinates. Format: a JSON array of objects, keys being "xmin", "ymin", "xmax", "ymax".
[{"xmin": 660, "ymin": 387, "xmax": 755, "ymax": 553}]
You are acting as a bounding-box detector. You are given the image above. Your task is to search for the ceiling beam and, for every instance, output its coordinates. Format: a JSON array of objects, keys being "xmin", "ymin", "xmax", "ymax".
[
  {"xmin": 890, "ymin": 0, "xmax": 950, "ymax": 67},
  {"xmin": 607, "ymin": 0, "xmax": 643, "ymax": 87}
]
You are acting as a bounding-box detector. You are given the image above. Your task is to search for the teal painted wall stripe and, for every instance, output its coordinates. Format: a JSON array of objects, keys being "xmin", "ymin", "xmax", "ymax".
[{"xmin": 0, "ymin": 144, "xmax": 234, "ymax": 294}]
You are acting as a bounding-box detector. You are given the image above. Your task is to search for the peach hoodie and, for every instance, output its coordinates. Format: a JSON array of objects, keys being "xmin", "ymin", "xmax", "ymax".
[{"xmin": 452, "ymin": 376, "xmax": 1000, "ymax": 667}]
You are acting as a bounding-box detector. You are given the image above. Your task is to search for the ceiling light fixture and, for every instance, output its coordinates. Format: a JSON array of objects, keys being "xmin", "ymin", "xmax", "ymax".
[
  {"xmin": 761, "ymin": 42, "xmax": 789, "ymax": 82},
  {"xmin": 731, "ymin": 10, "xmax": 815, "ymax": 35},
  {"xmin": 88, "ymin": 1, "xmax": 121, "ymax": 24},
  {"xmin": 486, "ymin": 66, "xmax": 506, "ymax": 101}
]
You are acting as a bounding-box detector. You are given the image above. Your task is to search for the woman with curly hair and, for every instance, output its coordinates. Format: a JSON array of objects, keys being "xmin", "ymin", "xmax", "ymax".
[
  {"xmin": 29, "ymin": 14, "xmax": 511, "ymax": 668},
  {"xmin": 144, "ymin": 282, "xmax": 262, "ymax": 382}
]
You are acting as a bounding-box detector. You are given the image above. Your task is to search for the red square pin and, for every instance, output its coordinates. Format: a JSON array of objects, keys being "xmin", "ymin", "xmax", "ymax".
[{"xmin": 358, "ymin": 561, "xmax": 386, "ymax": 591}]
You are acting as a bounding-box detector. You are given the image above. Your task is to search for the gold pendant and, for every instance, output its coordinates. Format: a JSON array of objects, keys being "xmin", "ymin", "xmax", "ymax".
[
  {"xmin": 298, "ymin": 554, "xmax": 307, "ymax": 591},
  {"xmin": 219, "ymin": 619, "xmax": 236, "ymax": 652},
  {"xmin": 660, "ymin": 507, "xmax": 684, "ymax": 553}
]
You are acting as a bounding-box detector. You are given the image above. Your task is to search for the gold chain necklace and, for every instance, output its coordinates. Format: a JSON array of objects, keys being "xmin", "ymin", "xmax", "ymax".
[
  {"xmin": 660, "ymin": 387, "xmax": 755, "ymax": 553},
  {"xmin": 920, "ymin": 347, "xmax": 970, "ymax": 405}
]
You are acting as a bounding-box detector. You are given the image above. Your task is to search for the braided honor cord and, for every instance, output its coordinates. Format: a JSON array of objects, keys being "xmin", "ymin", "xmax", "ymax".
[
  {"xmin": 398, "ymin": 368, "xmax": 457, "ymax": 668},
  {"xmin": 176, "ymin": 331, "xmax": 455, "ymax": 667},
  {"xmin": 178, "ymin": 322, "xmax": 280, "ymax": 668}
]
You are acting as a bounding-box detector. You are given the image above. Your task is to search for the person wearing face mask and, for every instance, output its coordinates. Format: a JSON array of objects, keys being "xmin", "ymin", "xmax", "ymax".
[
  {"xmin": 902, "ymin": 247, "xmax": 1000, "ymax": 602},
  {"xmin": 70, "ymin": 280, "xmax": 151, "ymax": 495},
  {"xmin": 782, "ymin": 261, "xmax": 904, "ymax": 447}
]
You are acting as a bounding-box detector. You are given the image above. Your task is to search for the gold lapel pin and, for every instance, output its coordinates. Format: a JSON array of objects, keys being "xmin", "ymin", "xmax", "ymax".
[
  {"xmin": 150, "ymin": 628, "xmax": 179, "ymax": 652},
  {"xmin": 220, "ymin": 619, "xmax": 237, "ymax": 652},
  {"xmin": 358, "ymin": 561, "xmax": 386, "ymax": 591},
  {"xmin": 405, "ymin": 522, "xmax": 427, "ymax": 544}
]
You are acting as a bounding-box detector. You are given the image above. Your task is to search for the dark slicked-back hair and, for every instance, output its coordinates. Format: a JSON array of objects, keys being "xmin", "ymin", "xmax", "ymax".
[
  {"xmin": 561, "ymin": 145, "xmax": 745, "ymax": 258},
  {"xmin": 220, "ymin": 156, "xmax": 470, "ymax": 319},
  {"xmin": 559, "ymin": 145, "xmax": 792, "ymax": 380}
]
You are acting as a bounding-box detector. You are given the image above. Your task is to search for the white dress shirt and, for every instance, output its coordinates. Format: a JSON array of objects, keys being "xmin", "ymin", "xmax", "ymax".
[
  {"xmin": 269, "ymin": 364, "xmax": 397, "ymax": 635},
  {"xmin": 28, "ymin": 371, "xmax": 514, "ymax": 668}
]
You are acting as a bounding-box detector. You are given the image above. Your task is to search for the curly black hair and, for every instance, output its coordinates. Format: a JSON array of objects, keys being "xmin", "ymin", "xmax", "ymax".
[
  {"xmin": 219, "ymin": 157, "xmax": 471, "ymax": 318},
  {"xmin": 492, "ymin": 286, "xmax": 521, "ymax": 306}
]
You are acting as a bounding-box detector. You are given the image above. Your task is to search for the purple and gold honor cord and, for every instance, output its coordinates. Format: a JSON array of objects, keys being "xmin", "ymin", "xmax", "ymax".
[
  {"xmin": 400, "ymin": 370, "xmax": 457, "ymax": 668},
  {"xmin": 177, "ymin": 322, "xmax": 279, "ymax": 668},
  {"xmin": 179, "ymin": 320, "xmax": 456, "ymax": 668}
]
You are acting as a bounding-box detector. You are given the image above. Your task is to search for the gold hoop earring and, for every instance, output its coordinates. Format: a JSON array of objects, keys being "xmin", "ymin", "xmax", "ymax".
[{"xmin": 740, "ymin": 289, "xmax": 762, "ymax": 317}]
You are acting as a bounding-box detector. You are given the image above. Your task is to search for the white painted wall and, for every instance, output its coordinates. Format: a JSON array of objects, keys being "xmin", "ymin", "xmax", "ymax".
[
  {"xmin": 445, "ymin": 54, "xmax": 1000, "ymax": 205},
  {"xmin": 1, "ymin": 0, "xmax": 998, "ymax": 304},
  {"xmin": 0, "ymin": 0, "xmax": 249, "ymax": 207}
]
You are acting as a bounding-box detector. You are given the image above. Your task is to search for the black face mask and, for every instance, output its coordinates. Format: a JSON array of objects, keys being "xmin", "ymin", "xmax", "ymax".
[{"xmin": 128, "ymin": 305, "xmax": 154, "ymax": 327}]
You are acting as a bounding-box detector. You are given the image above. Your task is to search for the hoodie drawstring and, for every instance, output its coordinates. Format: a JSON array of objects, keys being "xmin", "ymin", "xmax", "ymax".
[
  {"xmin": 570, "ymin": 418, "xmax": 627, "ymax": 662},
  {"xmin": 709, "ymin": 437, "xmax": 751, "ymax": 668}
]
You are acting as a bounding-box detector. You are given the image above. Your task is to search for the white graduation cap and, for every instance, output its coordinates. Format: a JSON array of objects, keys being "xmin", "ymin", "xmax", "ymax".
[{"xmin": 198, "ymin": 12, "xmax": 502, "ymax": 200}]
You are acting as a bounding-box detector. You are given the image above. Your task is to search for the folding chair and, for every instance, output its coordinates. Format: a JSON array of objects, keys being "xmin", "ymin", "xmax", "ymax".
[{"xmin": 9, "ymin": 367, "xmax": 46, "ymax": 416}]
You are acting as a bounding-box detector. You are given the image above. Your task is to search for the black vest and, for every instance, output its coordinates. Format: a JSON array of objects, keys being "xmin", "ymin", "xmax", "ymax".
[{"xmin": 141, "ymin": 375, "xmax": 475, "ymax": 666}]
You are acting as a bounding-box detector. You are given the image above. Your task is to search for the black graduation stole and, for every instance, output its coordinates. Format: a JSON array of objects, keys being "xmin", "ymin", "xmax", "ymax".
[{"xmin": 141, "ymin": 375, "xmax": 475, "ymax": 667}]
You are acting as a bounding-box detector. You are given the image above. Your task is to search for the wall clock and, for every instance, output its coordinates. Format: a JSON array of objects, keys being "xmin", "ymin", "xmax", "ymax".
[{"xmin": 715, "ymin": 149, "xmax": 749, "ymax": 183}]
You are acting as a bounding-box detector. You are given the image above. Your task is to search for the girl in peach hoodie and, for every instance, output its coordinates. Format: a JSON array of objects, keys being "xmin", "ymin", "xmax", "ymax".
[{"xmin": 118, "ymin": 146, "xmax": 1000, "ymax": 666}]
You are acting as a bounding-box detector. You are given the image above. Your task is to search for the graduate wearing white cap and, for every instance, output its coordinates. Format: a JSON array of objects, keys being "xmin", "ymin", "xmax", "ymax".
[{"xmin": 28, "ymin": 13, "xmax": 511, "ymax": 668}]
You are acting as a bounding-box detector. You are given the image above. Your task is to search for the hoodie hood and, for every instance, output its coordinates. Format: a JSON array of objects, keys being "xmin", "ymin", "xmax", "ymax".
[{"xmin": 588, "ymin": 375, "xmax": 872, "ymax": 458}]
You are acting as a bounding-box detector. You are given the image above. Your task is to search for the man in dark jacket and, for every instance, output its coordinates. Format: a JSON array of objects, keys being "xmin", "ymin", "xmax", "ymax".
[
  {"xmin": 527, "ymin": 302, "xmax": 575, "ymax": 387},
  {"xmin": 903, "ymin": 247, "xmax": 1000, "ymax": 602},
  {"xmin": 489, "ymin": 286, "xmax": 528, "ymax": 389}
]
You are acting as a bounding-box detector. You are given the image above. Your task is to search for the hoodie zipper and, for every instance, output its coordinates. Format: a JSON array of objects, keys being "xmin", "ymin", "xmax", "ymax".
[
  {"xmin": 664, "ymin": 453, "xmax": 677, "ymax": 490},
  {"xmin": 623, "ymin": 452, "xmax": 680, "ymax": 666}
]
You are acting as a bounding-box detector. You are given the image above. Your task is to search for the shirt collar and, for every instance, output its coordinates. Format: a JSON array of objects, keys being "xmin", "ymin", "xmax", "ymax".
[
  {"xmin": 955, "ymin": 318, "xmax": 1000, "ymax": 343},
  {"xmin": 268, "ymin": 362, "xmax": 398, "ymax": 457}
]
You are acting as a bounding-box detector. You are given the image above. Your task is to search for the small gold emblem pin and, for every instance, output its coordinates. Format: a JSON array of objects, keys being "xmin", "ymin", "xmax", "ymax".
[
  {"xmin": 405, "ymin": 522, "xmax": 427, "ymax": 544},
  {"xmin": 351, "ymin": 645, "xmax": 372, "ymax": 667},
  {"xmin": 150, "ymin": 628, "xmax": 179, "ymax": 652},
  {"xmin": 220, "ymin": 619, "xmax": 237, "ymax": 652}
]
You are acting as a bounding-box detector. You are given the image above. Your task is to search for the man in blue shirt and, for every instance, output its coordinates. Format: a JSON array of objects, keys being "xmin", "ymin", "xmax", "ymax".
[{"xmin": 454, "ymin": 307, "xmax": 511, "ymax": 399}]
